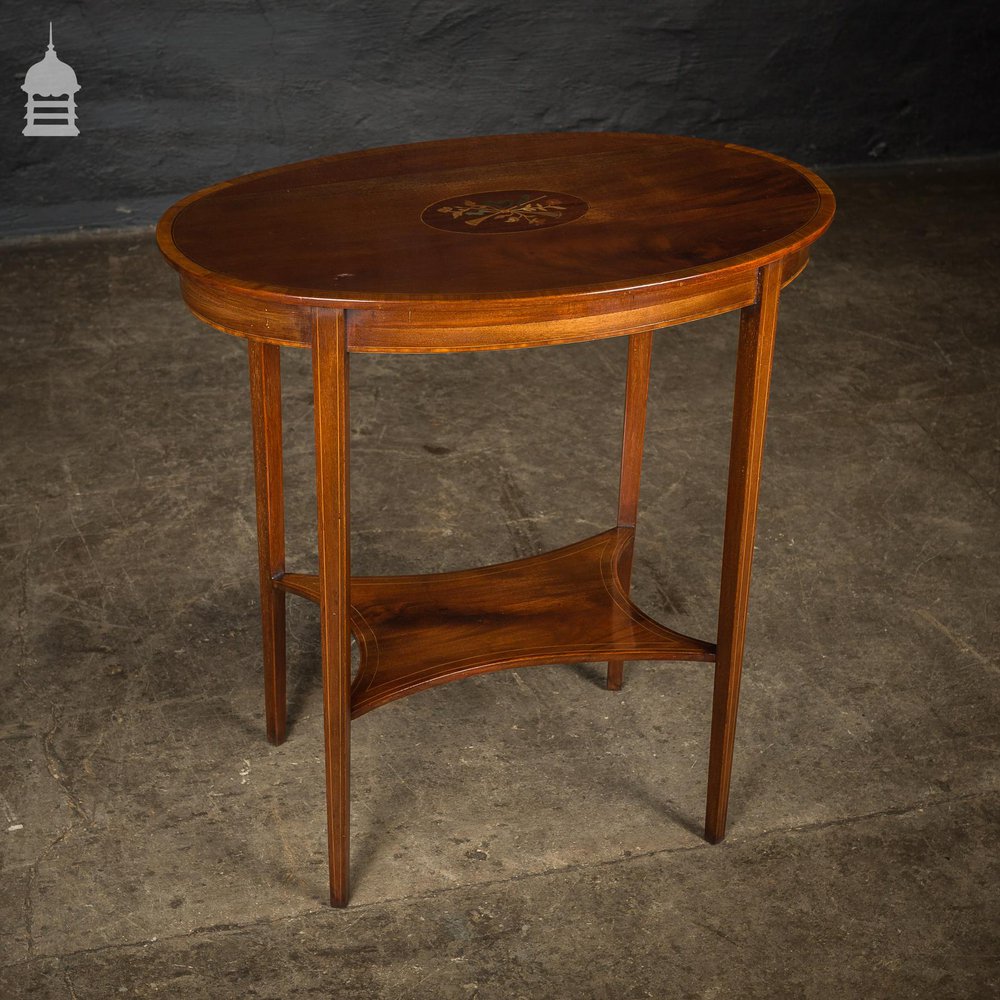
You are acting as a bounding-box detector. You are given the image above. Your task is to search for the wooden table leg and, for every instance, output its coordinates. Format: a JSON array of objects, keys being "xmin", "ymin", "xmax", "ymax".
[
  {"xmin": 607, "ymin": 331, "xmax": 654, "ymax": 691},
  {"xmin": 705, "ymin": 261, "xmax": 782, "ymax": 843},
  {"xmin": 312, "ymin": 309, "xmax": 352, "ymax": 907},
  {"xmin": 248, "ymin": 341, "xmax": 287, "ymax": 745}
]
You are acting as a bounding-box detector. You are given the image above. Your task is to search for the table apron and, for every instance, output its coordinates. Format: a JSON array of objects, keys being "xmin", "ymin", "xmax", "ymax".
[{"xmin": 177, "ymin": 248, "xmax": 808, "ymax": 353}]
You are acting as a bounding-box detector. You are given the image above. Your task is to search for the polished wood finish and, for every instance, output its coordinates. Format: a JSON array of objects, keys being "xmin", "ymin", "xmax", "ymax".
[
  {"xmin": 177, "ymin": 245, "xmax": 810, "ymax": 353},
  {"xmin": 276, "ymin": 527, "xmax": 715, "ymax": 718},
  {"xmin": 705, "ymin": 261, "xmax": 783, "ymax": 844},
  {"xmin": 607, "ymin": 332, "xmax": 654, "ymax": 691},
  {"xmin": 344, "ymin": 267, "xmax": 759, "ymax": 354},
  {"xmin": 156, "ymin": 131, "xmax": 834, "ymax": 906},
  {"xmin": 247, "ymin": 341, "xmax": 287, "ymax": 745},
  {"xmin": 159, "ymin": 132, "xmax": 832, "ymax": 357},
  {"xmin": 311, "ymin": 309, "xmax": 351, "ymax": 907},
  {"xmin": 159, "ymin": 133, "xmax": 832, "ymax": 306},
  {"xmin": 183, "ymin": 276, "xmax": 312, "ymax": 348}
]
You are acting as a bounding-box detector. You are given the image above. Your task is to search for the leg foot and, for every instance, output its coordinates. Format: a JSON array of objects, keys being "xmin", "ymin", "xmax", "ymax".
[{"xmin": 606, "ymin": 661, "xmax": 624, "ymax": 690}]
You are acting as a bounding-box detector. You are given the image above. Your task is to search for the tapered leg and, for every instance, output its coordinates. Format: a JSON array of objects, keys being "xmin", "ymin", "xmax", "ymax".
[
  {"xmin": 312, "ymin": 309, "xmax": 352, "ymax": 907},
  {"xmin": 607, "ymin": 331, "xmax": 654, "ymax": 691},
  {"xmin": 705, "ymin": 261, "xmax": 782, "ymax": 843},
  {"xmin": 248, "ymin": 340, "xmax": 287, "ymax": 745}
]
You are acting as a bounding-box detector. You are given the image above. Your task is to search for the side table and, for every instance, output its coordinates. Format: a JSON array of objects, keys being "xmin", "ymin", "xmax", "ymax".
[{"xmin": 156, "ymin": 131, "xmax": 835, "ymax": 906}]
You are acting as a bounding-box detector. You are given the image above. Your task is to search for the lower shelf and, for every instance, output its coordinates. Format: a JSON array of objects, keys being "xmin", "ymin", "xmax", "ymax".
[{"xmin": 276, "ymin": 527, "xmax": 716, "ymax": 717}]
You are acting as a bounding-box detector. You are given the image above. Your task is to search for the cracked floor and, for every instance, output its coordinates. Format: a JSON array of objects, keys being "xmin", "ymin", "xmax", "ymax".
[{"xmin": 1, "ymin": 159, "xmax": 998, "ymax": 998}]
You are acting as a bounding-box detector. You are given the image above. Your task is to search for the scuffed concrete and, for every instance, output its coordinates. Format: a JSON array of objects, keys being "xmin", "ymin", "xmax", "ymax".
[
  {"xmin": 0, "ymin": 158, "xmax": 998, "ymax": 995},
  {"xmin": 3, "ymin": 796, "xmax": 998, "ymax": 999}
]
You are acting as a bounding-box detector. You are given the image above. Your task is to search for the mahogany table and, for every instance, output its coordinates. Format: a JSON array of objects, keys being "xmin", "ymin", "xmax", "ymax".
[{"xmin": 156, "ymin": 131, "xmax": 834, "ymax": 906}]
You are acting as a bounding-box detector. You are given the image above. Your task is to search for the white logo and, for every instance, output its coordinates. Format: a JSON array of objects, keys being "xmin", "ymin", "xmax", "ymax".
[{"xmin": 22, "ymin": 23, "xmax": 80, "ymax": 137}]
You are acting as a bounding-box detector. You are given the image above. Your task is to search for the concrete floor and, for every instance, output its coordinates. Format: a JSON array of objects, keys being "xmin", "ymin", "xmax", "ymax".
[{"xmin": 1, "ymin": 159, "xmax": 998, "ymax": 998}]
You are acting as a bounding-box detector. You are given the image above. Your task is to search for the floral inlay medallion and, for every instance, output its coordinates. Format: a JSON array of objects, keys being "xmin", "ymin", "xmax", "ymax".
[{"xmin": 421, "ymin": 190, "xmax": 588, "ymax": 234}]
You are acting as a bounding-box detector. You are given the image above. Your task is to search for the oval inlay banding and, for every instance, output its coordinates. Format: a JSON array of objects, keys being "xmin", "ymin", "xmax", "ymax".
[{"xmin": 421, "ymin": 190, "xmax": 588, "ymax": 234}]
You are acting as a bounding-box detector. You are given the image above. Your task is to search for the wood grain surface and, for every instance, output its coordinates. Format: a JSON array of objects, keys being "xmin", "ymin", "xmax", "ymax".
[
  {"xmin": 158, "ymin": 131, "xmax": 834, "ymax": 310},
  {"xmin": 276, "ymin": 527, "xmax": 715, "ymax": 718}
]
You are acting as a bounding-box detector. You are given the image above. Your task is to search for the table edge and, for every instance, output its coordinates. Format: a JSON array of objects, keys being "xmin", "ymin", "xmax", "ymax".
[{"xmin": 155, "ymin": 131, "xmax": 836, "ymax": 312}]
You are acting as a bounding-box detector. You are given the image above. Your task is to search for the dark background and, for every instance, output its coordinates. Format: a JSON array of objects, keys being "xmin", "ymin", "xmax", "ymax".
[{"xmin": 2, "ymin": 0, "xmax": 997, "ymax": 236}]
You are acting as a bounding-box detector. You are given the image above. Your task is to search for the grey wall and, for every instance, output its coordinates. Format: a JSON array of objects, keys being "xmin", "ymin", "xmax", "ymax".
[{"xmin": 2, "ymin": 0, "xmax": 997, "ymax": 236}]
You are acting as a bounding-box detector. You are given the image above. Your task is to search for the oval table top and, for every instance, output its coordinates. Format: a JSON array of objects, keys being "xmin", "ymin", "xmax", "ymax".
[{"xmin": 156, "ymin": 131, "xmax": 834, "ymax": 311}]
